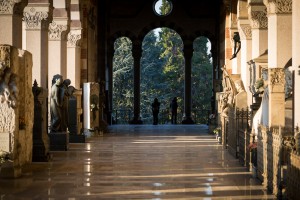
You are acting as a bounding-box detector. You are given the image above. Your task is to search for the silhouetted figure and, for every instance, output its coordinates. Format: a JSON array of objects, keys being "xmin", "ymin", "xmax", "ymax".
[
  {"xmin": 230, "ymin": 32, "xmax": 241, "ymax": 60},
  {"xmin": 170, "ymin": 97, "xmax": 178, "ymax": 124},
  {"xmin": 151, "ymin": 98, "xmax": 160, "ymax": 125}
]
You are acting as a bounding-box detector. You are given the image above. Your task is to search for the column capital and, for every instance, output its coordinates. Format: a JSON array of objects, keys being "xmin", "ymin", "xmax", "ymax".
[
  {"xmin": 248, "ymin": 5, "xmax": 268, "ymax": 29},
  {"xmin": 49, "ymin": 21, "xmax": 68, "ymax": 41},
  {"xmin": 263, "ymin": 0, "xmax": 292, "ymax": 14},
  {"xmin": 67, "ymin": 29, "xmax": 81, "ymax": 47},
  {"xmin": 23, "ymin": 6, "xmax": 49, "ymax": 30},
  {"xmin": 239, "ymin": 24, "xmax": 252, "ymax": 40},
  {"xmin": 0, "ymin": 0, "xmax": 21, "ymax": 14}
]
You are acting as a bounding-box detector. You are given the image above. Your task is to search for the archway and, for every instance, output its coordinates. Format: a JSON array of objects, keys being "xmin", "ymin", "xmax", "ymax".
[{"xmin": 140, "ymin": 27, "xmax": 184, "ymax": 124}]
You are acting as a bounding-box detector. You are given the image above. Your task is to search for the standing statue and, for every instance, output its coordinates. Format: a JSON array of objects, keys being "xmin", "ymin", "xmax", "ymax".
[
  {"xmin": 61, "ymin": 79, "xmax": 72, "ymax": 132},
  {"xmin": 50, "ymin": 74, "xmax": 64, "ymax": 132}
]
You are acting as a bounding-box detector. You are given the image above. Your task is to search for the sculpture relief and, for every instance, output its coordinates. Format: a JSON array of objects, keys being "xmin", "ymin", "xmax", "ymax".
[
  {"xmin": 49, "ymin": 22, "xmax": 67, "ymax": 40},
  {"xmin": 23, "ymin": 9, "xmax": 48, "ymax": 29},
  {"xmin": 0, "ymin": 46, "xmax": 18, "ymax": 108},
  {"xmin": 270, "ymin": 68, "xmax": 285, "ymax": 87}
]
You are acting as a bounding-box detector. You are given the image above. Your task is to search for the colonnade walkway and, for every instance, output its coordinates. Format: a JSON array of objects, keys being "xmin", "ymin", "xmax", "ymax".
[{"xmin": 0, "ymin": 125, "xmax": 275, "ymax": 199}]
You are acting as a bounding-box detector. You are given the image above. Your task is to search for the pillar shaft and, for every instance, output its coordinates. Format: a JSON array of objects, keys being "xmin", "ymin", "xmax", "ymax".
[
  {"xmin": 293, "ymin": 0, "xmax": 300, "ymax": 127},
  {"xmin": 131, "ymin": 42, "xmax": 142, "ymax": 124},
  {"xmin": 264, "ymin": 0, "xmax": 292, "ymax": 127},
  {"xmin": 23, "ymin": 4, "xmax": 49, "ymax": 88},
  {"xmin": 182, "ymin": 44, "xmax": 194, "ymax": 124},
  {"xmin": 0, "ymin": 0, "xmax": 22, "ymax": 48}
]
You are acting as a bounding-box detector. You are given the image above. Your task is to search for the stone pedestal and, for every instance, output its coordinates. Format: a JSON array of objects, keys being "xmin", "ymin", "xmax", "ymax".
[
  {"xmin": 49, "ymin": 132, "xmax": 69, "ymax": 151},
  {"xmin": 68, "ymin": 95, "xmax": 85, "ymax": 143},
  {"xmin": 32, "ymin": 82, "xmax": 49, "ymax": 162}
]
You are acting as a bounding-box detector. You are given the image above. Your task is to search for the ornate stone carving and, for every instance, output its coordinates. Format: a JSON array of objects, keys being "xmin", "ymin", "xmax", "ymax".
[
  {"xmin": 23, "ymin": 8, "xmax": 48, "ymax": 29},
  {"xmin": 264, "ymin": 0, "xmax": 292, "ymax": 14},
  {"xmin": 0, "ymin": 46, "xmax": 18, "ymax": 108},
  {"xmin": 67, "ymin": 31, "xmax": 81, "ymax": 47},
  {"xmin": 269, "ymin": 68, "xmax": 285, "ymax": 87},
  {"xmin": 0, "ymin": 0, "xmax": 21, "ymax": 14},
  {"xmin": 275, "ymin": 0, "xmax": 292, "ymax": 13},
  {"xmin": 0, "ymin": 101, "xmax": 15, "ymax": 133},
  {"xmin": 49, "ymin": 22, "xmax": 67, "ymax": 40},
  {"xmin": 239, "ymin": 24, "xmax": 252, "ymax": 40},
  {"xmin": 250, "ymin": 10, "xmax": 268, "ymax": 29}
]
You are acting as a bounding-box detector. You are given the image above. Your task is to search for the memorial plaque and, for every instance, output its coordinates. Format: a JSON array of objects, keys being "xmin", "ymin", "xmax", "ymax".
[{"xmin": 0, "ymin": 132, "xmax": 10, "ymax": 152}]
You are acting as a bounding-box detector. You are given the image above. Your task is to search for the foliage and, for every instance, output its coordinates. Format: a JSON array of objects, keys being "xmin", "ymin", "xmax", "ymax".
[
  {"xmin": 112, "ymin": 3, "xmax": 213, "ymax": 124},
  {"xmin": 112, "ymin": 37, "xmax": 134, "ymax": 112},
  {"xmin": 213, "ymin": 127, "xmax": 221, "ymax": 135}
]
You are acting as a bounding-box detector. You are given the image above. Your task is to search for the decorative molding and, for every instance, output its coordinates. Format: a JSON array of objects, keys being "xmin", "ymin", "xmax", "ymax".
[
  {"xmin": 0, "ymin": 0, "xmax": 21, "ymax": 14},
  {"xmin": 269, "ymin": 68, "xmax": 285, "ymax": 87},
  {"xmin": 67, "ymin": 31, "xmax": 81, "ymax": 47},
  {"xmin": 240, "ymin": 24, "xmax": 252, "ymax": 40},
  {"xmin": 250, "ymin": 10, "xmax": 268, "ymax": 29},
  {"xmin": 49, "ymin": 22, "xmax": 67, "ymax": 40},
  {"xmin": 23, "ymin": 8, "xmax": 48, "ymax": 29}
]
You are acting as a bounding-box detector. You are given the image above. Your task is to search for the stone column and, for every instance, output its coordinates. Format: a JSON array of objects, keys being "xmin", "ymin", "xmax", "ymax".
[
  {"xmin": 229, "ymin": 0, "xmax": 241, "ymax": 74},
  {"xmin": 23, "ymin": 1, "xmax": 49, "ymax": 88},
  {"xmin": 237, "ymin": 0, "xmax": 252, "ymax": 106},
  {"xmin": 67, "ymin": 28, "xmax": 81, "ymax": 89},
  {"xmin": 0, "ymin": 0, "xmax": 23, "ymax": 48},
  {"xmin": 293, "ymin": 0, "xmax": 300, "ymax": 127},
  {"xmin": 48, "ymin": 18, "xmax": 68, "ymax": 91},
  {"xmin": 182, "ymin": 42, "xmax": 194, "ymax": 124},
  {"xmin": 264, "ymin": 0, "xmax": 292, "ymax": 127},
  {"xmin": 248, "ymin": 1, "xmax": 268, "ymax": 61},
  {"xmin": 130, "ymin": 41, "xmax": 142, "ymax": 124}
]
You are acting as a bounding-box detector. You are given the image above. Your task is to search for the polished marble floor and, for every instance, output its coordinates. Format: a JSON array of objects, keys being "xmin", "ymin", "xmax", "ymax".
[{"xmin": 0, "ymin": 125, "xmax": 275, "ymax": 200}]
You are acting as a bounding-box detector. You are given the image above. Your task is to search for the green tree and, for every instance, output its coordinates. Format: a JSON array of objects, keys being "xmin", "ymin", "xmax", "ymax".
[
  {"xmin": 191, "ymin": 37, "xmax": 213, "ymax": 123},
  {"xmin": 112, "ymin": 37, "xmax": 134, "ymax": 113}
]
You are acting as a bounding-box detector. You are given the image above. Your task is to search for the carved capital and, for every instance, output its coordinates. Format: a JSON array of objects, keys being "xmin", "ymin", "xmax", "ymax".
[
  {"xmin": 67, "ymin": 31, "xmax": 81, "ymax": 47},
  {"xmin": 49, "ymin": 22, "xmax": 67, "ymax": 40},
  {"xmin": 0, "ymin": 0, "xmax": 21, "ymax": 14},
  {"xmin": 239, "ymin": 24, "xmax": 252, "ymax": 40},
  {"xmin": 250, "ymin": 10, "xmax": 268, "ymax": 29},
  {"xmin": 23, "ymin": 7, "xmax": 48, "ymax": 29},
  {"xmin": 264, "ymin": 0, "xmax": 292, "ymax": 14}
]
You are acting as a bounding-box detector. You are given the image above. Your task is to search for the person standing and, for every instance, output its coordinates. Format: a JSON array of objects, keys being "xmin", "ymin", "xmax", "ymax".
[
  {"xmin": 170, "ymin": 97, "xmax": 178, "ymax": 124},
  {"xmin": 151, "ymin": 98, "xmax": 160, "ymax": 125}
]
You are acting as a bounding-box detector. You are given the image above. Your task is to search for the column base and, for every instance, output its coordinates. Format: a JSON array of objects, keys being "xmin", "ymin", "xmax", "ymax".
[
  {"xmin": 49, "ymin": 132, "xmax": 69, "ymax": 151},
  {"xmin": 32, "ymin": 139, "xmax": 50, "ymax": 162},
  {"xmin": 0, "ymin": 162, "xmax": 22, "ymax": 178}
]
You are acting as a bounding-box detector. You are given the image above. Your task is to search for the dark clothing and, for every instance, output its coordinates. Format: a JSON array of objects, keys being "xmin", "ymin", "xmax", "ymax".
[
  {"xmin": 152, "ymin": 99, "xmax": 160, "ymax": 125},
  {"xmin": 170, "ymin": 98, "xmax": 178, "ymax": 124}
]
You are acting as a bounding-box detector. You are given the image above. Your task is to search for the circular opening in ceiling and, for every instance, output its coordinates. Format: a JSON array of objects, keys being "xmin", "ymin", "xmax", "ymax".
[{"xmin": 154, "ymin": 0, "xmax": 172, "ymax": 16}]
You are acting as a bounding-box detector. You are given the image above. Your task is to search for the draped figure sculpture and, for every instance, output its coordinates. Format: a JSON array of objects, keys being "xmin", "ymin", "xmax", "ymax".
[
  {"xmin": 252, "ymin": 73, "xmax": 269, "ymax": 135},
  {"xmin": 50, "ymin": 74, "xmax": 64, "ymax": 132}
]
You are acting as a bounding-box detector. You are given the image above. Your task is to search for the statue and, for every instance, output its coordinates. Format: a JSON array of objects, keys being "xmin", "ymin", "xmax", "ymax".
[
  {"xmin": 252, "ymin": 73, "xmax": 269, "ymax": 135},
  {"xmin": 230, "ymin": 32, "xmax": 241, "ymax": 60},
  {"xmin": 50, "ymin": 74, "xmax": 64, "ymax": 132}
]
